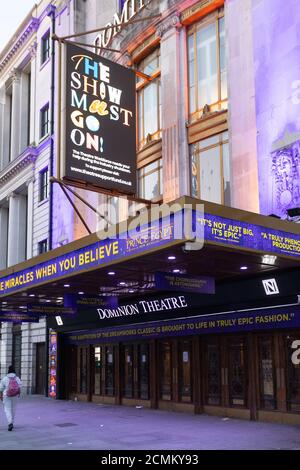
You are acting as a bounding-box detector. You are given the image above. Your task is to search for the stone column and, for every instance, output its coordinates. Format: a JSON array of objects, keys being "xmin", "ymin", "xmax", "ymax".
[
  {"xmin": 7, "ymin": 192, "xmax": 27, "ymax": 267},
  {"xmin": 0, "ymin": 323, "xmax": 13, "ymax": 378},
  {"xmin": 9, "ymin": 69, "xmax": 21, "ymax": 161},
  {"xmin": 26, "ymin": 179, "xmax": 34, "ymax": 260},
  {"xmin": 0, "ymin": 86, "xmax": 11, "ymax": 170},
  {"xmin": 28, "ymin": 42, "xmax": 37, "ymax": 145},
  {"xmin": 0, "ymin": 206, "xmax": 8, "ymax": 269},
  {"xmin": 19, "ymin": 72, "xmax": 30, "ymax": 153},
  {"xmin": 21, "ymin": 323, "xmax": 32, "ymax": 394},
  {"xmin": 0, "ymin": 86, "xmax": 5, "ymax": 170},
  {"xmin": 157, "ymin": 11, "xmax": 189, "ymax": 203},
  {"xmin": 226, "ymin": 0, "xmax": 259, "ymax": 212}
]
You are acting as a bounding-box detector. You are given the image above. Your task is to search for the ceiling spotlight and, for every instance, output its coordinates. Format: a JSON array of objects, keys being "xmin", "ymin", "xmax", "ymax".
[
  {"xmin": 108, "ymin": 272, "xmax": 115, "ymax": 276},
  {"xmin": 119, "ymin": 282, "xmax": 126, "ymax": 286},
  {"xmin": 64, "ymin": 284, "xmax": 70, "ymax": 288},
  {"xmin": 29, "ymin": 294, "xmax": 35, "ymax": 298},
  {"xmin": 168, "ymin": 256, "xmax": 176, "ymax": 260},
  {"xmin": 173, "ymin": 269, "xmax": 180, "ymax": 273},
  {"xmin": 262, "ymin": 255, "xmax": 277, "ymax": 265},
  {"xmin": 78, "ymin": 292, "xmax": 84, "ymax": 295},
  {"xmin": 129, "ymin": 289, "xmax": 135, "ymax": 293},
  {"xmin": 240, "ymin": 266, "xmax": 248, "ymax": 270}
]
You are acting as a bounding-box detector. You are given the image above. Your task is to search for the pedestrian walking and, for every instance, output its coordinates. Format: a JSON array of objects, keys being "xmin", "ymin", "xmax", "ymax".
[{"xmin": 0, "ymin": 366, "xmax": 22, "ymax": 431}]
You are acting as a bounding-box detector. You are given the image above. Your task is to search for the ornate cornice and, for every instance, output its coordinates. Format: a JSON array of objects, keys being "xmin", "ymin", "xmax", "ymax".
[
  {"xmin": 0, "ymin": 146, "xmax": 38, "ymax": 186},
  {"xmin": 156, "ymin": 12, "xmax": 182, "ymax": 38},
  {"xmin": 0, "ymin": 17, "xmax": 39, "ymax": 74},
  {"xmin": 28, "ymin": 41, "xmax": 38, "ymax": 59},
  {"xmin": 9, "ymin": 68, "xmax": 21, "ymax": 83}
]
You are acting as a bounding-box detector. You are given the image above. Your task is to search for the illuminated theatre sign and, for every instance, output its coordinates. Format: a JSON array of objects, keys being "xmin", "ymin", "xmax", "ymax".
[
  {"xmin": 1, "ymin": 208, "xmax": 300, "ymax": 297},
  {"xmin": 63, "ymin": 43, "xmax": 136, "ymax": 193},
  {"xmin": 94, "ymin": 0, "xmax": 150, "ymax": 49}
]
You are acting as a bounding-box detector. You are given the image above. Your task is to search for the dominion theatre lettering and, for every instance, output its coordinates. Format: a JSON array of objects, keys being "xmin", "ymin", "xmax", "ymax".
[
  {"xmin": 97, "ymin": 295, "xmax": 188, "ymax": 320},
  {"xmin": 94, "ymin": 0, "xmax": 149, "ymax": 49}
]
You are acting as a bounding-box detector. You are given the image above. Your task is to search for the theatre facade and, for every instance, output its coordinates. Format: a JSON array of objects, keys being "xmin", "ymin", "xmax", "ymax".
[
  {"xmin": 1, "ymin": 197, "xmax": 300, "ymax": 424},
  {"xmin": 1, "ymin": 0, "xmax": 300, "ymax": 426}
]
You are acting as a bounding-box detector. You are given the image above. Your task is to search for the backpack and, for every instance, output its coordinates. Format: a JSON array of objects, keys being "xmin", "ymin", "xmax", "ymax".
[{"xmin": 6, "ymin": 376, "xmax": 20, "ymax": 397}]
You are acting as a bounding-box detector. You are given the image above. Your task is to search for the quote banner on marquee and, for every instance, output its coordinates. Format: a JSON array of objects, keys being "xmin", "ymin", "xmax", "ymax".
[
  {"xmin": 61, "ymin": 42, "xmax": 136, "ymax": 194},
  {"xmin": 155, "ymin": 272, "xmax": 215, "ymax": 294}
]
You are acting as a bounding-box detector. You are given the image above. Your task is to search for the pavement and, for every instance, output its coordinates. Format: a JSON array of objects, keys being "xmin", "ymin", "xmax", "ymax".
[{"xmin": 0, "ymin": 395, "xmax": 299, "ymax": 450}]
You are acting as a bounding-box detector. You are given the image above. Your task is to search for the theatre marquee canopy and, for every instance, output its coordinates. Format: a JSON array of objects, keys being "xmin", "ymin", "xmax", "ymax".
[{"xmin": 0, "ymin": 197, "xmax": 300, "ymax": 310}]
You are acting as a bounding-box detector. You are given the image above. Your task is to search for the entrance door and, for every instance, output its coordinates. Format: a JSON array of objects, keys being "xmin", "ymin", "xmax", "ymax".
[
  {"xmin": 121, "ymin": 343, "xmax": 150, "ymax": 400},
  {"xmin": 138, "ymin": 343, "xmax": 149, "ymax": 400},
  {"xmin": 36, "ymin": 343, "xmax": 46, "ymax": 395},
  {"xmin": 123, "ymin": 344, "xmax": 134, "ymax": 398},
  {"xmin": 159, "ymin": 341, "xmax": 173, "ymax": 401},
  {"xmin": 228, "ymin": 337, "xmax": 247, "ymax": 407},
  {"xmin": 178, "ymin": 340, "xmax": 193, "ymax": 403}
]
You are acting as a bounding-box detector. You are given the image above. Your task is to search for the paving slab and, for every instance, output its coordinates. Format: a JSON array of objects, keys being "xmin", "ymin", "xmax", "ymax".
[{"xmin": 0, "ymin": 395, "xmax": 299, "ymax": 450}]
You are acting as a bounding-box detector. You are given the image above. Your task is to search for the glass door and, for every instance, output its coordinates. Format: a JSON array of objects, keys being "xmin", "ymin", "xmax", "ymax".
[
  {"xmin": 123, "ymin": 345, "xmax": 134, "ymax": 398},
  {"xmin": 159, "ymin": 341, "xmax": 172, "ymax": 400},
  {"xmin": 228, "ymin": 338, "xmax": 247, "ymax": 407},
  {"xmin": 138, "ymin": 343, "xmax": 149, "ymax": 400},
  {"xmin": 204, "ymin": 340, "xmax": 221, "ymax": 405},
  {"xmin": 105, "ymin": 346, "xmax": 115, "ymax": 396},
  {"xmin": 79, "ymin": 346, "xmax": 89, "ymax": 395},
  {"xmin": 258, "ymin": 337, "xmax": 276, "ymax": 410},
  {"xmin": 93, "ymin": 346, "xmax": 102, "ymax": 396},
  {"xmin": 178, "ymin": 340, "xmax": 192, "ymax": 403}
]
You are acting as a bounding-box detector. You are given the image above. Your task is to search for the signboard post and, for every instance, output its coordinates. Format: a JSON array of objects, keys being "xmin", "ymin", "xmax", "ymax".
[{"xmin": 62, "ymin": 43, "xmax": 136, "ymax": 194}]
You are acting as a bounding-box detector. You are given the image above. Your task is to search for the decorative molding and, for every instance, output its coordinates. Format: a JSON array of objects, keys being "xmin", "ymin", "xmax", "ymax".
[
  {"xmin": 181, "ymin": 0, "xmax": 223, "ymax": 23},
  {"xmin": 271, "ymin": 141, "xmax": 300, "ymax": 216},
  {"xmin": 9, "ymin": 68, "xmax": 21, "ymax": 83},
  {"xmin": 46, "ymin": 4, "xmax": 57, "ymax": 17},
  {"xmin": 28, "ymin": 41, "xmax": 38, "ymax": 59},
  {"xmin": 0, "ymin": 146, "xmax": 38, "ymax": 186},
  {"xmin": 0, "ymin": 17, "xmax": 39, "ymax": 73},
  {"xmin": 187, "ymin": 109, "xmax": 228, "ymax": 144},
  {"xmin": 271, "ymin": 129, "xmax": 300, "ymax": 152},
  {"xmin": 156, "ymin": 12, "xmax": 182, "ymax": 38},
  {"xmin": 26, "ymin": 176, "xmax": 36, "ymax": 187},
  {"xmin": 129, "ymin": 33, "xmax": 159, "ymax": 63},
  {"xmin": 6, "ymin": 191, "xmax": 16, "ymax": 201}
]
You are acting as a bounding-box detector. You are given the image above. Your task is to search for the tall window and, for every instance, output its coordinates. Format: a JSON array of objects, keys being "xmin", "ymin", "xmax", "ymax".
[
  {"xmin": 40, "ymin": 104, "xmax": 49, "ymax": 139},
  {"xmin": 190, "ymin": 131, "xmax": 231, "ymax": 205},
  {"xmin": 137, "ymin": 49, "xmax": 161, "ymax": 149},
  {"xmin": 41, "ymin": 30, "xmax": 50, "ymax": 65},
  {"xmin": 39, "ymin": 167, "xmax": 49, "ymax": 201},
  {"xmin": 188, "ymin": 10, "xmax": 227, "ymax": 119},
  {"xmin": 138, "ymin": 159, "xmax": 163, "ymax": 201}
]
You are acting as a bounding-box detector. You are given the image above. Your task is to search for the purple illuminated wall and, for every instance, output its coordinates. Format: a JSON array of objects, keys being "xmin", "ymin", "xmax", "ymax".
[{"xmin": 252, "ymin": 0, "xmax": 300, "ymax": 216}]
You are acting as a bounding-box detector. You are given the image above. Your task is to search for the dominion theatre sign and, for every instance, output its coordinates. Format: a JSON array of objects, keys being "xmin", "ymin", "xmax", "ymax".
[
  {"xmin": 1, "ymin": 208, "xmax": 300, "ymax": 297},
  {"xmin": 94, "ymin": 0, "xmax": 151, "ymax": 49},
  {"xmin": 97, "ymin": 295, "xmax": 188, "ymax": 320}
]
